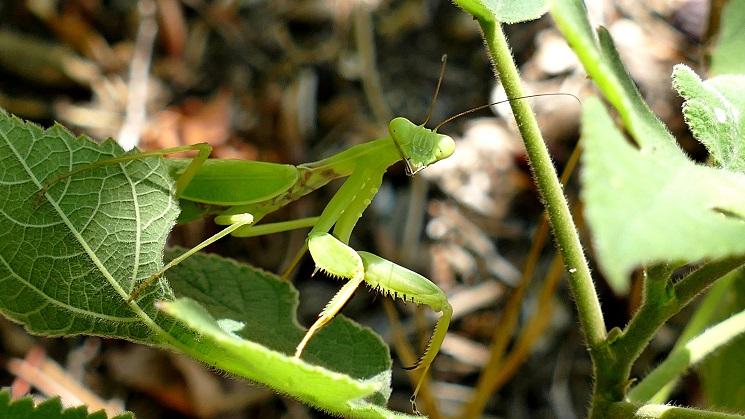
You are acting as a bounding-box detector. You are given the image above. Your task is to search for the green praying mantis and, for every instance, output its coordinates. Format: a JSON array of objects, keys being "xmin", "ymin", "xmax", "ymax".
[
  {"xmin": 45, "ymin": 100, "xmax": 457, "ymax": 413},
  {"xmin": 43, "ymin": 58, "xmax": 577, "ymax": 411},
  {"xmin": 156, "ymin": 113, "xmax": 457, "ymax": 411}
]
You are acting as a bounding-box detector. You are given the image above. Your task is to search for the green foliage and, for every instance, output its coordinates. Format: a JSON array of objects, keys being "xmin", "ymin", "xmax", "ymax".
[
  {"xmin": 710, "ymin": 0, "xmax": 745, "ymax": 76},
  {"xmin": 581, "ymin": 94, "xmax": 745, "ymax": 294},
  {"xmin": 0, "ymin": 111, "xmax": 410, "ymax": 418},
  {"xmin": 643, "ymin": 270, "xmax": 740, "ymax": 403},
  {"xmin": 674, "ymin": 3, "xmax": 745, "ymax": 407},
  {"xmin": 0, "ymin": 390, "xmax": 133, "ymax": 419},
  {"xmin": 0, "ymin": 109, "xmax": 178, "ymax": 343},
  {"xmin": 554, "ymin": 1, "xmax": 745, "ymax": 416},
  {"xmin": 673, "ymin": 65, "xmax": 745, "ymax": 172},
  {"xmin": 554, "ymin": 0, "xmax": 745, "ymax": 294},
  {"xmin": 163, "ymin": 250, "xmax": 395, "ymax": 395},
  {"xmin": 451, "ymin": 0, "xmax": 547, "ymax": 23},
  {"xmin": 551, "ymin": 1, "xmax": 683, "ymax": 158}
]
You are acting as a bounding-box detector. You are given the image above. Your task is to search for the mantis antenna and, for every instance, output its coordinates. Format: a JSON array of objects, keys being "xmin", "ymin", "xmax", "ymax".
[
  {"xmin": 433, "ymin": 92, "xmax": 582, "ymax": 131},
  {"xmin": 393, "ymin": 54, "xmax": 449, "ymax": 175},
  {"xmin": 422, "ymin": 54, "xmax": 448, "ymax": 126}
]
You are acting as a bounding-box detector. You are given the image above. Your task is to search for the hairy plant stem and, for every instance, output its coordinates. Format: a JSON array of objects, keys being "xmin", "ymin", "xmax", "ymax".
[
  {"xmin": 476, "ymin": 12, "xmax": 607, "ymax": 390},
  {"xmin": 590, "ymin": 266, "xmax": 676, "ymax": 411},
  {"xmin": 479, "ymin": 21, "xmax": 605, "ymax": 347}
]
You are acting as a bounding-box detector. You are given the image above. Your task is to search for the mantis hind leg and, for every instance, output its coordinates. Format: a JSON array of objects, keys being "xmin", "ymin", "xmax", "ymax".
[
  {"xmin": 40, "ymin": 143, "xmax": 212, "ymax": 199},
  {"xmin": 128, "ymin": 212, "xmax": 254, "ymax": 301}
]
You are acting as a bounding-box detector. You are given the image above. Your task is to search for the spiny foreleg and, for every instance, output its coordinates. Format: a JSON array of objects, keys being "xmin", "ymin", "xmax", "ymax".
[
  {"xmin": 358, "ymin": 251, "xmax": 452, "ymax": 415},
  {"xmin": 294, "ymin": 232, "xmax": 366, "ymax": 357}
]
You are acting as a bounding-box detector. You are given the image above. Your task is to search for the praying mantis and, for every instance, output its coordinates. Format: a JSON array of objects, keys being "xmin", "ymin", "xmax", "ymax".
[
  {"xmin": 44, "ymin": 94, "xmax": 457, "ymax": 412},
  {"xmin": 161, "ymin": 114, "xmax": 457, "ymax": 411}
]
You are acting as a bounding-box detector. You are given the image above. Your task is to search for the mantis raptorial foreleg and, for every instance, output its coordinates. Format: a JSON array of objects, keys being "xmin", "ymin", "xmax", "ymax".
[
  {"xmin": 295, "ymin": 232, "xmax": 367, "ymax": 356},
  {"xmin": 291, "ymin": 165, "xmax": 385, "ymax": 349},
  {"xmin": 358, "ymin": 251, "xmax": 452, "ymax": 412},
  {"xmin": 301, "ymin": 232, "xmax": 452, "ymax": 413}
]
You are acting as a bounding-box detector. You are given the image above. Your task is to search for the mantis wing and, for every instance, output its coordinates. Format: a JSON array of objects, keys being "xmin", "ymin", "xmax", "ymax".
[{"xmin": 168, "ymin": 159, "xmax": 299, "ymax": 206}]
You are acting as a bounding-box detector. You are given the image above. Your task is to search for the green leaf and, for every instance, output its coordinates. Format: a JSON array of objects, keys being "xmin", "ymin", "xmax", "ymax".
[
  {"xmin": 595, "ymin": 29, "xmax": 684, "ymax": 157},
  {"xmin": 551, "ymin": 1, "xmax": 683, "ymax": 157},
  {"xmin": 673, "ymin": 64, "xmax": 745, "ymax": 172},
  {"xmin": 162, "ymin": 250, "xmax": 414, "ymax": 419},
  {"xmin": 0, "ymin": 109, "xmax": 179, "ymax": 343},
  {"xmin": 581, "ymin": 97, "xmax": 745, "ymax": 293},
  {"xmin": 644, "ymin": 270, "xmax": 740, "ymax": 403},
  {"xmin": 0, "ymin": 389, "xmax": 133, "ymax": 419},
  {"xmin": 710, "ymin": 0, "xmax": 745, "ymax": 76},
  {"xmin": 452, "ymin": 0, "xmax": 547, "ymax": 23},
  {"xmin": 553, "ymin": 1, "xmax": 745, "ymax": 293}
]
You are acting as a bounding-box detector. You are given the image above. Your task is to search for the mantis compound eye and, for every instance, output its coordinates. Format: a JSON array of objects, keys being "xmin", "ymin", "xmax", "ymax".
[{"xmin": 434, "ymin": 134, "xmax": 455, "ymax": 161}]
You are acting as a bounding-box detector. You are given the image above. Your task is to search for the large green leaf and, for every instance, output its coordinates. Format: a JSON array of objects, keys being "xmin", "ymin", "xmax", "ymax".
[
  {"xmin": 0, "ymin": 109, "xmax": 178, "ymax": 343},
  {"xmin": 710, "ymin": 0, "xmax": 745, "ymax": 76},
  {"xmin": 161, "ymin": 250, "xmax": 413, "ymax": 419},
  {"xmin": 673, "ymin": 64, "xmax": 745, "ymax": 172},
  {"xmin": 581, "ymin": 97, "xmax": 745, "ymax": 293},
  {"xmin": 0, "ymin": 389, "xmax": 132, "ymax": 419},
  {"xmin": 552, "ymin": 1, "xmax": 745, "ymax": 293}
]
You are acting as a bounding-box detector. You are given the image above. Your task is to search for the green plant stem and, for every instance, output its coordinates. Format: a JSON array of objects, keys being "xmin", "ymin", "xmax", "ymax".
[
  {"xmin": 621, "ymin": 257, "xmax": 745, "ymax": 402},
  {"xmin": 628, "ymin": 304, "xmax": 745, "ymax": 404},
  {"xmin": 607, "ymin": 401, "xmax": 745, "ymax": 419},
  {"xmin": 648, "ymin": 269, "xmax": 740, "ymax": 403},
  {"xmin": 612, "ymin": 257, "xmax": 745, "ymax": 365},
  {"xmin": 592, "ymin": 265, "xmax": 675, "ymax": 407},
  {"xmin": 588, "ymin": 256, "xmax": 745, "ymax": 413},
  {"xmin": 477, "ymin": 20, "xmax": 606, "ymax": 348},
  {"xmin": 674, "ymin": 257, "xmax": 745, "ymax": 304}
]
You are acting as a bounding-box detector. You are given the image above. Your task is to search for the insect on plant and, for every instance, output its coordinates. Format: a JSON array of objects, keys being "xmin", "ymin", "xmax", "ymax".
[
  {"xmin": 40, "ymin": 56, "xmax": 456, "ymax": 412},
  {"xmin": 42, "ymin": 55, "xmax": 578, "ymax": 413}
]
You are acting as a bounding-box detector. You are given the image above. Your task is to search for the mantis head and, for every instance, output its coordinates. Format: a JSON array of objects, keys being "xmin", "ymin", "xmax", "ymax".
[{"xmin": 389, "ymin": 117, "xmax": 455, "ymax": 175}]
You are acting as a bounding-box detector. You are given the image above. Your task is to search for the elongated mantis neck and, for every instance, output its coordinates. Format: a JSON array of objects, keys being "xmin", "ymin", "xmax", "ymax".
[{"xmin": 299, "ymin": 136, "xmax": 401, "ymax": 177}]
